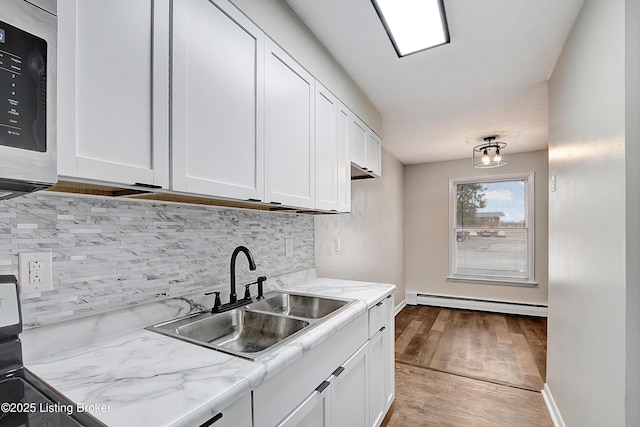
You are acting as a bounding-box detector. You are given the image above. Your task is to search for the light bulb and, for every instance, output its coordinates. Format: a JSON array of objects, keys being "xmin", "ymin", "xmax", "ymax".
[
  {"xmin": 482, "ymin": 149, "xmax": 490, "ymax": 164},
  {"xmin": 494, "ymin": 148, "xmax": 501, "ymax": 162}
]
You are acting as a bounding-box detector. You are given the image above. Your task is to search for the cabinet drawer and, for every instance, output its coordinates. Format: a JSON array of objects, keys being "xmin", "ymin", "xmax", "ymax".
[
  {"xmin": 277, "ymin": 375, "xmax": 332, "ymax": 427},
  {"xmin": 199, "ymin": 393, "xmax": 251, "ymax": 427},
  {"xmin": 368, "ymin": 294, "xmax": 392, "ymax": 339},
  {"xmin": 253, "ymin": 313, "xmax": 368, "ymax": 427}
]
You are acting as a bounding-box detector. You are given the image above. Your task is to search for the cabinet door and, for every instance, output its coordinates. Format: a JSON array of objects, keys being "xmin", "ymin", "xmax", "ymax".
[
  {"xmin": 332, "ymin": 342, "xmax": 369, "ymax": 427},
  {"xmin": 207, "ymin": 393, "xmax": 252, "ymax": 427},
  {"xmin": 57, "ymin": 0, "xmax": 169, "ymax": 188},
  {"xmin": 265, "ymin": 40, "xmax": 315, "ymax": 208},
  {"xmin": 384, "ymin": 320, "xmax": 395, "ymax": 410},
  {"xmin": 369, "ymin": 328, "xmax": 386, "ymax": 427},
  {"xmin": 336, "ymin": 103, "xmax": 351, "ymax": 212},
  {"xmin": 366, "ymin": 130, "xmax": 382, "ymax": 177},
  {"xmin": 349, "ymin": 115, "xmax": 367, "ymax": 170},
  {"xmin": 279, "ymin": 378, "xmax": 332, "ymax": 427},
  {"xmin": 171, "ymin": 0, "xmax": 264, "ymax": 200},
  {"xmin": 315, "ymin": 83, "xmax": 338, "ymax": 211},
  {"xmin": 369, "ymin": 294, "xmax": 394, "ymax": 426}
]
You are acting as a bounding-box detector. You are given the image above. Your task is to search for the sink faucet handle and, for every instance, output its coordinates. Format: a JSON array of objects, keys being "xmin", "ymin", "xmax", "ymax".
[
  {"xmin": 243, "ymin": 284, "xmax": 252, "ymax": 301},
  {"xmin": 205, "ymin": 291, "xmax": 222, "ymax": 313}
]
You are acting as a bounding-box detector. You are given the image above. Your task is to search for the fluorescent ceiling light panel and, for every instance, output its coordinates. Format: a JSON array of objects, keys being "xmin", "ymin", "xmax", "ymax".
[{"xmin": 372, "ymin": 0, "xmax": 450, "ymax": 57}]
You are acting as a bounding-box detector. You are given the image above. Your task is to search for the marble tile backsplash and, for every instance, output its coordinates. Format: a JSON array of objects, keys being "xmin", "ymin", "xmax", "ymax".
[{"xmin": 0, "ymin": 193, "xmax": 314, "ymax": 328}]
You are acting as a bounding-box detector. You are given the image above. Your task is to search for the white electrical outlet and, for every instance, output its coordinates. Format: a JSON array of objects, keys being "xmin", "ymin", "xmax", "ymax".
[
  {"xmin": 335, "ymin": 237, "xmax": 342, "ymax": 253},
  {"xmin": 19, "ymin": 252, "xmax": 53, "ymax": 293},
  {"xmin": 29, "ymin": 272, "xmax": 43, "ymax": 283}
]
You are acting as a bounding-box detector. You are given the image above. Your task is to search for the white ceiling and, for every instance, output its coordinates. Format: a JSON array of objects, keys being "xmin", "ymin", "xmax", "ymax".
[{"xmin": 285, "ymin": 0, "xmax": 584, "ymax": 164}]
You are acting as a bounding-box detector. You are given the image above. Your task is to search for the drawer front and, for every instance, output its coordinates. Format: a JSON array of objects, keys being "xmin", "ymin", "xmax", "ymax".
[
  {"xmin": 254, "ymin": 313, "xmax": 368, "ymax": 427},
  {"xmin": 368, "ymin": 294, "xmax": 392, "ymax": 338},
  {"xmin": 202, "ymin": 393, "xmax": 252, "ymax": 427}
]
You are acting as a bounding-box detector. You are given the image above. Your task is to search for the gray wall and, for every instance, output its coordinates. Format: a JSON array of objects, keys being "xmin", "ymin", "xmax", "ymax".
[
  {"xmin": 547, "ymin": 0, "xmax": 636, "ymax": 424},
  {"xmin": 404, "ymin": 151, "xmax": 548, "ymax": 305},
  {"xmin": 0, "ymin": 193, "xmax": 314, "ymax": 328},
  {"xmin": 315, "ymin": 149, "xmax": 405, "ymax": 305}
]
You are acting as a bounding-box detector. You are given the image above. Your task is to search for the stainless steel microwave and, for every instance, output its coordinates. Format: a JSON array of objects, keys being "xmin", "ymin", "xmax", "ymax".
[{"xmin": 0, "ymin": 0, "xmax": 56, "ymax": 200}]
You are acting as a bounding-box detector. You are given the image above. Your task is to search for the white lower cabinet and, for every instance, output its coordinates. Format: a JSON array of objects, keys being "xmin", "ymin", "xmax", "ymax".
[
  {"xmin": 274, "ymin": 336, "xmax": 370, "ymax": 427},
  {"xmin": 203, "ymin": 393, "xmax": 252, "ymax": 427},
  {"xmin": 253, "ymin": 313, "xmax": 368, "ymax": 427},
  {"xmin": 253, "ymin": 293, "xmax": 395, "ymax": 427},
  {"xmin": 331, "ymin": 342, "xmax": 370, "ymax": 426},
  {"xmin": 278, "ymin": 376, "xmax": 333, "ymax": 427},
  {"xmin": 369, "ymin": 329, "xmax": 386, "ymax": 427},
  {"xmin": 368, "ymin": 294, "xmax": 395, "ymax": 427},
  {"xmin": 383, "ymin": 318, "xmax": 395, "ymax": 410}
]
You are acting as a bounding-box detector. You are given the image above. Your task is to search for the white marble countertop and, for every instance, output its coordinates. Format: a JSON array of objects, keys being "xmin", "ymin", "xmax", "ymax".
[
  {"xmin": 279, "ymin": 278, "xmax": 397, "ymax": 310},
  {"xmin": 25, "ymin": 278, "xmax": 395, "ymax": 427}
]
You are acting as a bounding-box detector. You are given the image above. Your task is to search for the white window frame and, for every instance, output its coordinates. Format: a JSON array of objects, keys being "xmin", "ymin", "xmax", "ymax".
[{"xmin": 447, "ymin": 172, "xmax": 536, "ymax": 286}]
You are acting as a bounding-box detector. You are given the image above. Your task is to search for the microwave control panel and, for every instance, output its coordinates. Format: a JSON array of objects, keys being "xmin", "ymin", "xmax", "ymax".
[{"xmin": 0, "ymin": 20, "xmax": 47, "ymax": 153}]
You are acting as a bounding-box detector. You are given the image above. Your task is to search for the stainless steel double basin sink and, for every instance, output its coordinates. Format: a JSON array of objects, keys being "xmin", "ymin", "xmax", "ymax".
[{"xmin": 147, "ymin": 292, "xmax": 355, "ymax": 360}]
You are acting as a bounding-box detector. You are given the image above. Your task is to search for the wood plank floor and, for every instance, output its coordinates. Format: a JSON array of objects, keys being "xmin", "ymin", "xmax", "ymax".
[{"xmin": 382, "ymin": 305, "xmax": 552, "ymax": 426}]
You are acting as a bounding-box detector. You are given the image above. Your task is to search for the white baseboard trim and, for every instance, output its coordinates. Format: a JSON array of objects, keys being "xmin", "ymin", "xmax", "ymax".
[
  {"xmin": 405, "ymin": 291, "xmax": 548, "ymax": 317},
  {"xmin": 542, "ymin": 383, "xmax": 566, "ymax": 427},
  {"xmin": 394, "ymin": 300, "xmax": 406, "ymax": 316},
  {"xmin": 405, "ymin": 291, "xmax": 418, "ymax": 305}
]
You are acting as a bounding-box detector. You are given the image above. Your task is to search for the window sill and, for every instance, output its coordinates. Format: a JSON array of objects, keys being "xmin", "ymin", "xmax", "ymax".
[{"xmin": 446, "ymin": 276, "xmax": 538, "ymax": 287}]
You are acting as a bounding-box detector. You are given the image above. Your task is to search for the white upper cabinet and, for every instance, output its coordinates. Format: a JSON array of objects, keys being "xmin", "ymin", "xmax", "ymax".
[
  {"xmin": 350, "ymin": 113, "xmax": 382, "ymax": 179},
  {"xmin": 264, "ymin": 40, "xmax": 315, "ymax": 209},
  {"xmin": 350, "ymin": 114, "xmax": 367, "ymax": 170},
  {"xmin": 171, "ymin": 0, "xmax": 265, "ymax": 201},
  {"xmin": 57, "ymin": 0, "xmax": 377, "ymax": 208},
  {"xmin": 337, "ymin": 102, "xmax": 351, "ymax": 212},
  {"xmin": 366, "ymin": 130, "xmax": 382, "ymax": 177},
  {"xmin": 315, "ymin": 83, "xmax": 338, "ymax": 211},
  {"xmin": 57, "ymin": 0, "xmax": 169, "ymax": 188}
]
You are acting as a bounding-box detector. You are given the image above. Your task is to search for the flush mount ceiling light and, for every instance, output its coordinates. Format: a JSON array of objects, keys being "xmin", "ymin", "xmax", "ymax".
[
  {"xmin": 473, "ymin": 136, "xmax": 508, "ymax": 168},
  {"xmin": 371, "ymin": 0, "xmax": 450, "ymax": 57}
]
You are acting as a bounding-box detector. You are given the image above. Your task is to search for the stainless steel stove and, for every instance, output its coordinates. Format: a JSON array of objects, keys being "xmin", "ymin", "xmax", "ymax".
[{"xmin": 0, "ymin": 275, "xmax": 104, "ymax": 426}]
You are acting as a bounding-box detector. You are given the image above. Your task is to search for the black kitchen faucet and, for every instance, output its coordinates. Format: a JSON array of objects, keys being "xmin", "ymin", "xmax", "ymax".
[
  {"xmin": 229, "ymin": 245, "xmax": 256, "ymax": 303},
  {"xmin": 207, "ymin": 246, "xmax": 265, "ymax": 313}
]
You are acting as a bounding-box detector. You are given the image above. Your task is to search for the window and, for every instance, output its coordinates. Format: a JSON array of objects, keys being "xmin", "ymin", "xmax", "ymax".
[{"xmin": 448, "ymin": 172, "xmax": 535, "ymax": 285}]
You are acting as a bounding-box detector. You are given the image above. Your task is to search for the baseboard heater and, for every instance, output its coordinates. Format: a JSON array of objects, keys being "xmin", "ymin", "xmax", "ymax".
[{"xmin": 406, "ymin": 292, "xmax": 548, "ymax": 317}]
